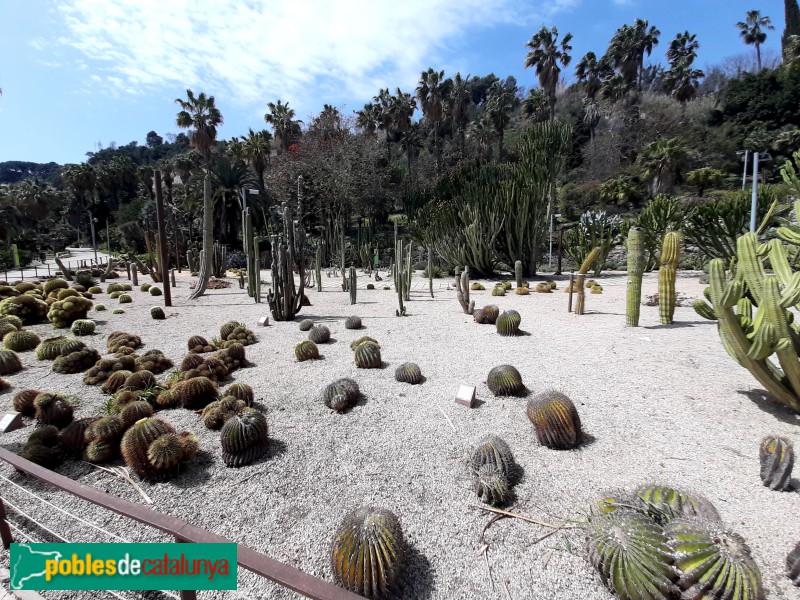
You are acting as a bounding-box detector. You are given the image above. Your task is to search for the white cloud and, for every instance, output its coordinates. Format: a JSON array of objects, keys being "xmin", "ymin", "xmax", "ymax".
[{"xmin": 56, "ymin": 0, "xmax": 579, "ymax": 117}]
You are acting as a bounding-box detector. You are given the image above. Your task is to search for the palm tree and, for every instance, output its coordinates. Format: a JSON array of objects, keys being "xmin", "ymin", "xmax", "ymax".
[
  {"xmin": 63, "ymin": 163, "xmax": 97, "ymax": 246},
  {"xmin": 175, "ymin": 88, "xmax": 224, "ymax": 300},
  {"xmin": 636, "ymin": 138, "xmax": 688, "ymax": 196},
  {"xmin": 467, "ymin": 116, "xmax": 495, "ymax": 163},
  {"xmin": 522, "ymin": 89, "xmax": 550, "ymax": 123},
  {"xmin": 310, "ymin": 104, "xmax": 342, "ymax": 140},
  {"xmin": 664, "ymin": 61, "xmax": 704, "ymax": 103},
  {"xmin": 484, "ymin": 81, "xmax": 515, "ymax": 159},
  {"xmin": 445, "ymin": 72, "xmax": 473, "ymax": 157},
  {"xmin": 666, "ymin": 31, "xmax": 700, "ymax": 65},
  {"xmin": 400, "ymin": 124, "xmax": 424, "ymax": 172},
  {"xmin": 208, "ymin": 155, "xmax": 255, "ymax": 247},
  {"xmin": 524, "ymin": 26, "xmax": 573, "ymax": 117},
  {"xmin": 607, "ymin": 19, "xmax": 661, "ymax": 90},
  {"xmin": 738, "ymin": 10, "xmax": 775, "ymax": 71},
  {"xmin": 355, "ymin": 103, "xmax": 381, "ymax": 136},
  {"xmin": 575, "ymin": 52, "xmax": 611, "ymax": 101},
  {"xmin": 416, "ymin": 68, "xmax": 450, "ymax": 172},
  {"xmin": 264, "ymin": 100, "xmax": 303, "ymax": 154}
]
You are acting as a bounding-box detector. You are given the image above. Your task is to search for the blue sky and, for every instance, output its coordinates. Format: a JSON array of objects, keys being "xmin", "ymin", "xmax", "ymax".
[{"xmin": 0, "ymin": 0, "xmax": 787, "ymax": 165}]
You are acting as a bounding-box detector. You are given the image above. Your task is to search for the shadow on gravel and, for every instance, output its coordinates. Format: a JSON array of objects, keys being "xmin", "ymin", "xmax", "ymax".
[
  {"xmin": 174, "ymin": 450, "xmax": 214, "ymax": 488},
  {"xmin": 643, "ymin": 320, "xmax": 713, "ymax": 329},
  {"xmin": 265, "ymin": 437, "xmax": 288, "ymax": 460},
  {"xmin": 737, "ymin": 389, "xmax": 800, "ymax": 425},
  {"xmin": 397, "ymin": 542, "xmax": 435, "ymax": 600}
]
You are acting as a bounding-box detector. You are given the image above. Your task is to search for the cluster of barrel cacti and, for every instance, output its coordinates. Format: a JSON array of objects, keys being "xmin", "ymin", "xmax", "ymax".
[
  {"xmin": 187, "ymin": 336, "xmax": 216, "ymax": 353},
  {"xmin": 322, "ymin": 378, "xmax": 360, "ymax": 412},
  {"xmin": 587, "ymin": 484, "xmax": 763, "ymax": 600},
  {"xmin": 473, "ymin": 305, "xmax": 500, "ymax": 325},
  {"xmin": 83, "ymin": 355, "xmax": 137, "ymax": 385},
  {"xmin": 121, "ymin": 417, "xmax": 198, "ymax": 481},
  {"xmin": 469, "ymin": 435, "xmax": 518, "ymax": 506},
  {"xmin": 107, "ymin": 331, "xmax": 142, "ymax": 353}
]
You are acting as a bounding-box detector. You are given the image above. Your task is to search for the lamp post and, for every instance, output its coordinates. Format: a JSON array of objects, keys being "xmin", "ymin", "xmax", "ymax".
[
  {"xmin": 737, "ymin": 150, "xmax": 749, "ymax": 191},
  {"xmin": 241, "ymin": 187, "xmax": 260, "ymax": 211},
  {"xmin": 548, "ymin": 213, "xmax": 562, "ymax": 269},
  {"xmin": 749, "ymin": 152, "xmax": 771, "ymax": 232}
]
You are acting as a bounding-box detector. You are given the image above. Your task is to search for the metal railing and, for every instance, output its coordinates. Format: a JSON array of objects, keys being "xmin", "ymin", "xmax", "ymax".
[{"xmin": 0, "ymin": 448, "xmax": 362, "ymax": 600}]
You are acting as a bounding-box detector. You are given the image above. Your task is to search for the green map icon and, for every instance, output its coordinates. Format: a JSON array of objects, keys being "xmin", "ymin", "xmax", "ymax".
[{"xmin": 10, "ymin": 543, "xmax": 63, "ymax": 590}]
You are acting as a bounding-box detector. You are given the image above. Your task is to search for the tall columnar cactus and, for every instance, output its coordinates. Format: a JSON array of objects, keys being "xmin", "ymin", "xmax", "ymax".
[
  {"xmin": 626, "ymin": 226, "xmax": 646, "ymax": 326},
  {"xmin": 514, "ymin": 260, "xmax": 523, "ymax": 288},
  {"xmin": 393, "ymin": 238, "xmax": 411, "ymax": 316},
  {"xmin": 427, "ymin": 245, "xmax": 434, "ymax": 298},
  {"xmin": 658, "ymin": 231, "xmax": 681, "ymax": 324},
  {"xmin": 348, "ymin": 267, "xmax": 357, "ymax": 304},
  {"xmin": 575, "ymin": 247, "xmax": 601, "ymax": 316},
  {"xmin": 315, "ymin": 245, "xmax": 323, "ymax": 292},
  {"xmin": 242, "ymin": 207, "xmax": 261, "ymax": 304},
  {"xmin": 455, "ymin": 266, "xmax": 474, "ymax": 314},
  {"xmin": 267, "ymin": 188, "xmax": 306, "ymax": 321}
]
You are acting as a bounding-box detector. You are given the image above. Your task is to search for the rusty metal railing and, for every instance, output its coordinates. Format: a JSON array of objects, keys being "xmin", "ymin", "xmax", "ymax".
[{"xmin": 0, "ymin": 447, "xmax": 362, "ymax": 600}]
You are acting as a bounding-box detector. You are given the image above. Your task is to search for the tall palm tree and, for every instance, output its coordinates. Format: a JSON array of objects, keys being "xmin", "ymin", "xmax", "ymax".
[
  {"xmin": 445, "ymin": 72, "xmax": 473, "ymax": 157},
  {"xmin": 738, "ymin": 10, "xmax": 775, "ymax": 71},
  {"xmin": 354, "ymin": 103, "xmax": 381, "ymax": 136},
  {"xmin": 607, "ymin": 19, "xmax": 661, "ymax": 90},
  {"xmin": 522, "ymin": 89, "xmax": 550, "ymax": 123},
  {"xmin": 208, "ymin": 155, "xmax": 255, "ymax": 247},
  {"xmin": 636, "ymin": 138, "xmax": 688, "ymax": 196},
  {"xmin": 240, "ymin": 129, "xmax": 272, "ymax": 192},
  {"xmin": 666, "ymin": 31, "xmax": 700, "ymax": 65},
  {"xmin": 467, "ymin": 116, "xmax": 495, "ymax": 163},
  {"xmin": 264, "ymin": 100, "xmax": 303, "ymax": 154},
  {"xmin": 664, "ymin": 61, "xmax": 704, "ymax": 103},
  {"xmin": 575, "ymin": 52, "xmax": 611, "ymax": 102},
  {"xmin": 175, "ymin": 88, "xmax": 224, "ymax": 299},
  {"xmin": 484, "ymin": 81, "xmax": 515, "ymax": 159},
  {"xmin": 524, "ymin": 26, "xmax": 573, "ymax": 118},
  {"xmin": 63, "ymin": 163, "xmax": 97, "ymax": 246},
  {"xmin": 416, "ymin": 68, "xmax": 450, "ymax": 172},
  {"xmin": 400, "ymin": 124, "xmax": 424, "ymax": 172}
]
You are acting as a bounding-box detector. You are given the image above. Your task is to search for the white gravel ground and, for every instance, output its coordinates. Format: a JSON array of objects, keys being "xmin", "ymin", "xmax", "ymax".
[{"xmin": 0, "ymin": 268, "xmax": 798, "ymax": 600}]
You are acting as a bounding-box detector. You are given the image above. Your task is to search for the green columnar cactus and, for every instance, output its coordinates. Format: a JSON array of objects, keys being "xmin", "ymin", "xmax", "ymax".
[
  {"xmin": 315, "ymin": 245, "xmax": 323, "ymax": 293},
  {"xmin": 267, "ymin": 191, "xmax": 307, "ymax": 321},
  {"xmin": 586, "ymin": 511, "xmax": 678, "ymax": 600},
  {"xmin": 330, "ymin": 506, "xmax": 405, "ymax": 599},
  {"xmin": 658, "ymin": 231, "xmax": 681, "ymax": 324},
  {"xmin": 455, "ymin": 266, "xmax": 474, "ymax": 314},
  {"xmin": 526, "ymin": 390, "xmax": 582, "ymax": 449},
  {"xmin": 575, "ymin": 247, "xmax": 602, "ymax": 316},
  {"xmin": 349, "ymin": 267, "xmax": 357, "ymax": 305},
  {"xmin": 514, "ymin": 260, "xmax": 523, "ymax": 288},
  {"xmin": 487, "ymin": 365, "xmax": 524, "ymax": 396},
  {"xmin": 220, "ymin": 408, "xmax": 269, "ymax": 467},
  {"xmin": 759, "ymin": 435, "xmax": 794, "ymax": 491},
  {"xmin": 666, "ymin": 518, "xmax": 763, "ymax": 600},
  {"xmin": 626, "ymin": 226, "xmax": 646, "ymax": 326}
]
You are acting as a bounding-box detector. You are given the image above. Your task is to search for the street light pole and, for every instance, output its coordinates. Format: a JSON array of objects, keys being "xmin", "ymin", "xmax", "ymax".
[
  {"xmin": 548, "ymin": 213, "xmax": 562, "ymax": 269},
  {"xmin": 741, "ymin": 149, "xmax": 749, "ymax": 191}
]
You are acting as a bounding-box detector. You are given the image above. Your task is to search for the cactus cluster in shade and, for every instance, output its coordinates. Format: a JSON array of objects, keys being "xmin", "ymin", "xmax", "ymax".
[
  {"xmin": 759, "ymin": 435, "xmax": 794, "ymax": 491},
  {"xmin": 187, "ymin": 336, "xmax": 216, "ymax": 353},
  {"xmin": 788, "ymin": 541, "xmax": 800, "ymax": 586},
  {"xmin": 3, "ymin": 330, "xmax": 40, "ymax": 351},
  {"xmin": 298, "ymin": 319, "xmax": 314, "ymax": 331},
  {"xmin": 19, "ymin": 425, "xmax": 62, "ymax": 468},
  {"xmin": 535, "ymin": 282, "xmax": 552, "ymax": 293},
  {"xmin": 330, "ymin": 506, "xmax": 405, "ymax": 599},
  {"xmin": 12, "ymin": 389, "xmax": 41, "ymax": 416},
  {"xmin": 107, "ymin": 331, "xmax": 142, "ymax": 353},
  {"xmin": 70, "ymin": 319, "xmax": 96, "ymax": 336},
  {"xmin": 395, "ymin": 362, "xmax": 422, "ymax": 385},
  {"xmin": 487, "ymin": 365, "xmax": 524, "ymax": 396},
  {"xmin": 121, "ymin": 417, "xmax": 198, "ymax": 481},
  {"xmin": 150, "ymin": 306, "xmax": 165, "ymax": 320},
  {"xmin": 220, "ymin": 408, "xmax": 269, "ymax": 467},
  {"xmin": 59, "ymin": 417, "xmax": 99, "ymax": 457},
  {"xmin": 0, "ymin": 294, "xmax": 49, "ymax": 324},
  {"xmin": 344, "ymin": 316, "xmax": 362, "ymax": 330},
  {"xmin": 496, "ymin": 310, "xmax": 521, "ymax": 336},
  {"xmin": 308, "ymin": 325, "xmax": 331, "ymax": 344},
  {"xmin": 214, "ymin": 343, "xmax": 247, "ymax": 373},
  {"xmin": 47, "ymin": 296, "xmax": 93, "ymax": 328},
  {"xmin": 33, "ymin": 392, "xmax": 75, "ymax": 428},
  {"xmin": 171, "ymin": 376, "xmax": 220, "ymax": 409},
  {"xmin": 0, "ymin": 349, "xmax": 22, "ymax": 375},
  {"xmin": 84, "ymin": 415, "xmax": 127, "ymax": 462},
  {"xmin": 52, "ymin": 347, "xmax": 102, "ymax": 374},
  {"xmin": 202, "ymin": 396, "xmax": 247, "ymax": 429},
  {"xmin": 526, "ymin": 390, "xmax": 582, "ymax": 449},
  {"xmin": 34, "ymin": 335, "xmax": 71, "ymax": 360},
  {"xmin": 83, "ymin": 355, "xmax": 137, "ymax": 385},
  {"xmin": 470, "ymin": 435, "xmax": 517, "ymax": 506},
  {"xmin": 135, "ymin": 350, "xmax": 174, "ymax": 374},
  {"xmin": 354, "ymin": 341, "xmax": 381, "ymax": 369},
  {"xmin": 323, "ymin": 378, "xmax": 360, "ymax": 411},
  {"xmin": 0, "ymin": 315, "xmax": 23, "ymax": 329}
]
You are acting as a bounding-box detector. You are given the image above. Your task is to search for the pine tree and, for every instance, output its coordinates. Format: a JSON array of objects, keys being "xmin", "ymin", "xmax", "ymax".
[{"xmin": 785, "ymin": 0, "xmax": 800, "ymax": 55}]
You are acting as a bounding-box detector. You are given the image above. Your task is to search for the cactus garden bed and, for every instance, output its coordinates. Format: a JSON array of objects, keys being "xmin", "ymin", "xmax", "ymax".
[{"xmin": 0, "ymin": 268, "xmax": 798, "ymax": 599}]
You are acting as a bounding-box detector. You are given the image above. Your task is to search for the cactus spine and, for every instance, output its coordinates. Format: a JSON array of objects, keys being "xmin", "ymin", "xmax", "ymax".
[
  {"xmin": 575, "ymin": 247, "xmax": 601, "ymax": 316},
  {"xmin": 659, "ymin": 231, "xmax": 681, "ymax": 324},
  {"xmin": 348, "ymin": 267, "xmax": 357, "ymax": 304},
  {"xmin": 515, "ymin": 260, "xmax": 523, "ymax": 288},
  {"xmin": 626, "ymin": 227, "xmax": 646, "ymax": 326}
]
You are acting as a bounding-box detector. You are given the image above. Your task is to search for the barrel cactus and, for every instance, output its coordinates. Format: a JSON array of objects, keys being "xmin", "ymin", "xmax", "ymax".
[
  {"xmin": 586, "ymin": 510, "xmax": 678, "ymax": 600},
  {"xmin": 308, "ymin": 325, "xmax": 331, "ymax": 344},
  {"xmin": 496, "ymin": 310, "xmax": 521, "ymax": 336},
  {"xmin": 119, "ymin": 400, "xmax": 154, "ymax": 428},
  {"xmin": 298, "ymin": 319, "xmax": 314, "ymax": 331},
  {"xmin": 395, "ymin": 362, "xmax": 422, "ymax": 385},
  {"xmin": 220, "ymin": 408, "xmax": 269, "ymax": 467},
  {"xmin": 3, "ymin": 330, "xmax": 40, "ymax": 351},
  {"xmin": 491, "ymin": 286, "xmax": 506, "ymax": 297},
  {"xmin": 121, "ymin": 370, "xmax": 158, "ymax": 392},
  {"xmin": 0, "ymin": 349, "xmax": 23, "ymax": 375},
  {"xmin": 221, "ymin": 326, "xmax": 256, "ymax": 347},
  {"xmin": 323, "ymin": 378, "xmax": 360, "ymax": 412},
  {"xmin": 0, "ymin": 321, "xmax": 18, "ymax": 340},
  {"xmin": 470, "ymin": 282, "xmax": 485, "ymax": 291},
  {"xmin": 121, "ymin": 417, "xmax": 197, "ymax": 481},
  {"xmin": 759, "ymin": 435, "xmax": 794, "ymax": 491},
  {"xmin": 487, "ymin": 365, "xmax": 524, "ymax": 397},
  {"xmin": 59, "ymin": 417, "xmax": 98, "ymax": 457},
  {"xmin": 84, "ymin": 356, "xmax": 137, "ymax": 385},
  {"xmin": 666, "ymin": 518, "xmax": 763, "ymax": 600},
  {"xmin": 118, "ymin": 293, "xmax": 132, "ymax": 304},
  {"xmin": 224, "ymin": 382, "xmax": 254, "ymax": 406},
  {"xmin": 146, "ymin": 306, "xmax": 164, "ymax": 320},
  {"xmin": 56, "ymin": 288, "xmax": 80, "ymax": 300},
  {"xmin": 535, "ymin": 282, "xmax": 552, "ymax": 293},
  {"xmin": 88, "ymin": 287, "xmax": 102, "ymax": 295},
  {"xmin": 107, "ymin": 331, "xmax": 142, "ymax": 353},
  {"xmin": 344, "ymin": 316, "xmax": 362, "ymax": 330},
  {"xmin": 140, "ymin": 283, "xmax": 151, "ymax": 292},
  {"xmin": 43, "ymin": 278, "xmax": 69, "ymax": 296},
  {"xmin": 295, "ymin": 340, "xmax": 320, "ymax": 362},
  {"xmin": 354, "ymin": 341, "xmax": 381, "ymax": 369},
  {"xmin": 149, "ymin": 287, "xmax": 162, "ymax": 296},
  {"xmin": 134, "ymin": 350, "xmax": 173, "ymax": 375},
  {"xmin": 70, "ymin": 319, "xmax": 96, "ymax": 336},
  {"xmin": 220, "ymin": 321, "xmax": 245, "ymax": 340},
  {"xmin": 634, "ymin": 486, "xmax": 720, "ymax": 523},
  {"xmin": 202, "ymin": 396, "xmax": 246, "ymax": 429},
  {"xmin": 0, "ymin": 315, "xmax": 23, "ymax": 329},
  {"xmin": 515, "ymin": 286, "xmax": 530, "ymax": 296},
  {"xmin": 106, "ymin": 283, "xmax": 124, "ymax": 294},
  {"xmin": 33, "ymin": 392, "xmax": 74, "ymax": 428},
  {"xmin": 112, "ymin": 309, "xmax": 125, "ymax": 314},
  {"xmin": 172, "ymin": 376, "xmax": 219, "ymax": 409},
  {"xmin": 470, "ymin": 435, "xmax": 517, "ymax": 506},
  {"xmin": 12, "ymin": 389, "xmax": 40, "ymax": 416},
  {"xmin": 100, "ymin": 370, "xmax": 133, "ymax": 394},
  {"xmin": 788, "ymin": 541, "xmax": 800, "ymax": 586},
  {"xmin": 180, "ymin": 356, "xmax": 228, "ymax": 382},
  {"xmin": 330, "ymin": 506, "xmax": 405, "ymax": 599},
  {"xmin": 473, "ymin": 310, "xmax": 487, "ymax": 324},
  {"xmin": 52, "ymin": 347, "xmax": 101, "ymax": 374},
  {"xmin": 180, "ymin": 354, "xmax": 206, "ymax": 372},
  {"xmin": 0, "ymin": 294, "xmax": 49, "ymax": 324},
  {"xmin": 483, "ymin": 305, "xmax": 500, "ymax": 324},
  {"xmin": 47, "ymin": 296, "xmax": 93, "ymax": 328},
  {"xmin": 188, "ymin": 336, "xmax": 216, "ymax": 353},
  {"xmin": 19, "ymin": 425, "xmax": 62, "ymax": 469},
  {"xmin": 350, "ymin": 336, "xmax": 379, "ymax": 350},
  {"xmin": 526, "ymin": 390, "xmax": 582, "ymax": 449}
]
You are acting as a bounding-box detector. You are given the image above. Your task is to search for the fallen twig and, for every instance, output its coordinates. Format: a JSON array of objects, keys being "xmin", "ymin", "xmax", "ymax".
[
  {"xmin": 437, "ymin": 406, "xmax": 456, "ymax": 432},
  {"xmin": 469, "ymin": 504, "xmax": 579, "ymax": 530},
  {"xmin": 543, "ymin": 552, "xmax": 552, "ymax": 570},
  {"xmin": 502, "ymin": 579, "xmax": 513, "ymax": 600},
  {"xmin": 480, "ymin": 514, "xmax": 505, "ymax": 544},
  {"xmin": 92, "ymin": 464, "xmax": 152, "ymax": 504},
  {"xmin": 480, "ymin": 542, "xmax": 495, "ymax": 593}
]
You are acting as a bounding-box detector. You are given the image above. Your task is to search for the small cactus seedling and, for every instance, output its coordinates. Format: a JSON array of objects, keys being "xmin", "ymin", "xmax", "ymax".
[
  {"xmin": 295, "ymin": 340, "xmax": 320, "ymax": 362},
  {"xmin": 308, "ymin": 325, "xmax": 331, "ymax": 344},
  {"xmin": 788, "ymin": 541, "xmax": 800, "ymax": 586},
  {"xmin": 3, "ymin": 330, "xmax": 41, "ymax": 351},
  {"xmin": 330, "ymin": 506, "xmax": 405, "ymax": 599},
  {"xmin": 666, "ymin": 518, "xmax": 763, "ymax": 600},
  {"xmin": 470, "ymin": 435, "xmax": 517, "ymax": 506},
  {"xmin": 150, "ymin": 307, "xmax": 166, "ymax": 320},
  {"xmin": 0, "ymin": 349, "xmax": 23, "ymax": 375},
  {"xmin": 483, "ymin": 305, "xmax": 499, "ymax": 324},
  {"xmin": 33, "ymin": 392, "xmax": 75, "ymax": 428},
  {"xmin": 526, "ymin": 390, "xmax": 582, "ymax": 449},
  {"xmin": 323, "ymin": 378, "xmax": 360, "ymax": 411},
  {"xmin": 298, "ymin": 319, "xmax": 314, "ymax": 331},
  {"xmin": 354, "ymin": 341, "xmax": 381, "ymax": 368},
  {"xmin": 586, "ymin": 511, "xmax": 678, "ymax": 600},
  {"xmin": 487, "ymin": 365, "xmax": 524, "ymax": 396},
  {"xmin": 344, "ymin": 316, "xmax": 362, "ymax": 330},
  {"xmin": 496, "ymin": 310, "xmax": 521, "ymax": 336},
  {"xmin": 395, "ymin": 362, "xmax": 422, "ymax": 384},
  {"xmin": 220, "ymin": 408, "xmax": 269, "ymax": 467},
  {"xmin": 759, "ymin": 436, "xmax": 794, "ymax": 491}
]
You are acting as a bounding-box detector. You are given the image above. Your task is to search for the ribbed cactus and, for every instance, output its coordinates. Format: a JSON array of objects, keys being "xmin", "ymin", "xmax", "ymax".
[
  {"xmin": 575, "ymin": 247, "xmax": 601, "ymax": 316},
  {"xmin": 658, "ymin": 231, "xmax": 681, "ymax": 324},
  {"xmin": 487, "ymin": 365, "xmax": 524, "ymax": 396},
  {"xmin": 180, "ymin": 354, "xmax": 205, "ymax": 372},
  {"xmin": 473, "ymin": 310, "xmax": 487, "ymax": 324},
  {"xmin": 666, "ymin": 518, "xmax": 763, "ymax": 600},
  {"xmin": 535, "ymin": 282, "xmax": 552, "ymax": 293},
  {"xmin": 13, "ymin": 389, "xmax": 40, "ymax": 416},
  {"xmin": 330, "ymin": 506, "xmax": 405, "ymax": 599},
  {"xmin": 0, "ymin": 294, "xmax": 49, "ymax": 324},
  {"xmin": 344, "ymin": 315, "xmax": 362, "ymax": 330},
  {"xmin": 224, "ymin": 383, "xmax": 254, "ymax": 406},
  {"xmin": 298, "ymin": 319, "xmax": 314, "ymax": 331},
  {"xmin": 119, "ymin": 401, "xmax": 154, "ymax": 428},
  {"xmin": 496, "ymin": 310, "xmax": 521, "ymax": 336},
  {"xmin": 121, "ymin": 370, "xmax": 158, "ymax": 392},
  {"xmin": 150, "ymin": 306, "xmax": 165, "ymax": 320},
  {"xmin": 220, "ymin": 408, "xmax": 269, "ymax": 467},
  {"xmin": 354, "ymin": 341, "xmax": 381, "ymax": 368},
  {"xmin": 34, "ymin": 392, "xmax": 74, "ymax": 428},
  {"xmin": 47, "ymin": 296, "xmax": 93, "ymax": 328},
  {"xmin": 351, "ymin": 336, "xmax": 379, "ymax": 350},
  {"xmin": 172, "ymin": 376, "xmax": 219, "ymax": 409},
  {"xmin": 121, "ymin": 417, "xmax": 196, "ymax": 481},
  {"xmin": 526, "ymin": 390, "xmax": 582, "ymax": 449},
  {"xmin": 101, "ymin": 370, "xmax": 134, "ymax": 394},
  {"xmin": 348, "ymin": 267, "xmax": 357, "ymax": 304},
  {"xmin": 470, "ymin": 435, "xmax": 517, "ymax": 506},
  {"xmin": 70, "ymin": 319, "xmax": 96, "ymax": 336},
  {"xmin": 395, "ymin": 362, "xmax": 422, "ymax": 385},
  {"xmin": 308, "ymin": 325, "xmax": 331, "ymax": 344},
  {"xmin": 586, "ymin": 511, "xmax": 678, "ymax": 600},
  {"xmin": 59, "ymin": 417, "xmax": 98, "ymax": 457},
  {"xmin": 149, "ymin": 287, "xmax": 162, "ymax": 296},
  {"xmin": 759, "ymin": 435, "xmax": 794, "ymax": 491},
  {"xmin": 455, "ymin": 266, "xmax": 474, "ymax": 314},
  {"xmin": 295, "ymin": 340, "xmax": 320, "ymax": 361},
  {"xmin": 19, "ymin": 425, "xmax": 62, "ymax": 469},
  {"xmin": 202, "ymin": 396, "xmax": 246, "ymax": 429},
  {"xmin": 626, "ymin": 226, "xmax": 646, "ymax": 326},
  {"xmin": 3, "ymin": 330, "xmax": 40, "ymax": 351},
  {"xmin": 514, "ymin": 260, "xmax": 523, "ymax": 288},
  {"xmin": 491, "ymin": 285, "xmax": 506, "ymax": 297},
  {"xmin": 107, "ymin": 331, "xmax": 142, "ymax": 353},
  {"xmin": 633, "ymin": 485, "xmax": 721, "ymax": 523},
  {"xmin": 52, "ymin": 347, "xmax": 101, "ymax": 374},
  {"xmin": 483, "ymin": 305, "xmax": 499, "ymax": 324},
  {"xmin": 788, "ymin": 541, "xmax": 800, "ymax": 586},
  {"xmin": 135, "ymin": 350, "xmax": 173, "ymax": 374},
  {"xmin": 323, "ymin": 378, "xmax": 360, "ymax": 411}
]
